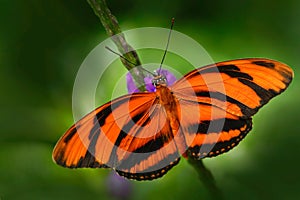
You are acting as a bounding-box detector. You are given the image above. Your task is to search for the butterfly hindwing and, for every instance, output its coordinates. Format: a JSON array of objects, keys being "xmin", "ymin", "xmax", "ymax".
[{"xmin": 174, "ymin": 97, "xmax": 252, "ymax": 158}]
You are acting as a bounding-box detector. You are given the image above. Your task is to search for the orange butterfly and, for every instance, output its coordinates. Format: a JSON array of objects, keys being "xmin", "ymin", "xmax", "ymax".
[{"xmin": 53, "ymin": 58, "xmax": 293, "ymax": 180}]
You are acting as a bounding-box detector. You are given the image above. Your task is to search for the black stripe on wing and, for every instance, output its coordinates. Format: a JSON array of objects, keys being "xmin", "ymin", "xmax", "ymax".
[
  {"xmin": 116, "ymin": 154, "xmax": 180, "ymax": 181},
  {"xmin": 187, "ymin": 117, "xmax": 252, "ymax": 159}
]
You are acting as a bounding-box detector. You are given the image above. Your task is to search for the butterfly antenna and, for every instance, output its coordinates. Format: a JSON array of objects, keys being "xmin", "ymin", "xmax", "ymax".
[
  {"xmin": 105, "ymin": 46, "xmax": 137, "ymax": 66},
  {"xmin": 105, "ymin": 46, "xmax": 155, "ymax": 76},
  {"xmin": 158, "ymin": 18, "xmax": 175, "ymax": 75}
]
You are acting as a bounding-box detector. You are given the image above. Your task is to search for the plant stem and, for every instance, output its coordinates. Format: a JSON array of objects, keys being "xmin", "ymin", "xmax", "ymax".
[
  {"xmin": 86, "ymin": 0, "xmax": 146, "ymax": 91},
  {"xmin": 187, "ymin": 156, "xmax": 223, "ymax": 200}
]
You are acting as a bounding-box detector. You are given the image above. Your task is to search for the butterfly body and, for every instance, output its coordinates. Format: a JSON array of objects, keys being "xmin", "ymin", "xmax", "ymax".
[
  {"xmin": 156, "ymin": 83, "xmax": 189, "ymax": 155},
  {"xmin": 155, "ymin": 85, "xmax": 179, "ymax": 136},
  {"xmin": 53, "ymin": 58, "xmax": 293, "ymax": 180}
]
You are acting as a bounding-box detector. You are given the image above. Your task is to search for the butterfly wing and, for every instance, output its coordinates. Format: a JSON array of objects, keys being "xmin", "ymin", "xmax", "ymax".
[
  {"xmin": 53, "ymin": 93, "xmax": 181, "ymax": 180},
  {"xmin": 172, "ymin": 58, "xmax": 293, "ymax": 158}
]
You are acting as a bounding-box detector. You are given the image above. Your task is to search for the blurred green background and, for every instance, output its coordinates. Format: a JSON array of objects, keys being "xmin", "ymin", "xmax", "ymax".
[{"xmin": 1, "ymin": 0, "xmax": 300, "ymax": 199}]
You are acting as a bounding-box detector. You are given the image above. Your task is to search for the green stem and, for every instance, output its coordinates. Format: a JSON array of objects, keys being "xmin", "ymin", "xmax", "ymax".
[
  {"xmin": 87, "ymin": 0, "xmax": 146, "ymax": 91},
  {"xmin": 187, "ymin": 155, "xmax": 223, "ymax": 200}
]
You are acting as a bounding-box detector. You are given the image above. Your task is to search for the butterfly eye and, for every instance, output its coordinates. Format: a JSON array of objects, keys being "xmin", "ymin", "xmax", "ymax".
[
  {"xmin": 162, "ymin": 76, "xmax": 167, "ymax": 84},
  {"xmin": 151, "ymin": 80, "xmax": 156, "ymax": 87},
  {"xmin": 152, "ymin": 79, "xmax": 158, "ymax": 87}
]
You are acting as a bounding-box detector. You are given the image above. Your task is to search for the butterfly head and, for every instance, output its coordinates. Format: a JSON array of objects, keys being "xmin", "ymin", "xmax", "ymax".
[{"xmin": 152, "ymin": 73, "xmax": 167, "ymax": 87}]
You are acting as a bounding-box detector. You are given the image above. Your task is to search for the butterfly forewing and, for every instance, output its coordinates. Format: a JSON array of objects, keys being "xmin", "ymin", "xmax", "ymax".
[{"xmin": 173, "ymin": 58, "xmax": 292, "ymax": 117}]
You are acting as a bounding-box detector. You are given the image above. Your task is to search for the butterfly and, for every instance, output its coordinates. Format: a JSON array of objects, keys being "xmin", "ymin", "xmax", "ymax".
[{"xmin": 52, "ymin": 57, "xmax": 293, "ymax": 181}]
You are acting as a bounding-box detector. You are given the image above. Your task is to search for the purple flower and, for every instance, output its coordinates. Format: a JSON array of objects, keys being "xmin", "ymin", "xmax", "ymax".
[
  {"xmin": 106, "ymin": 171, "xmax": 132, "ymax": 200},
  {"xmin": 126, "ymin": 69, "xmax": 177, "ymax": 93}
]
